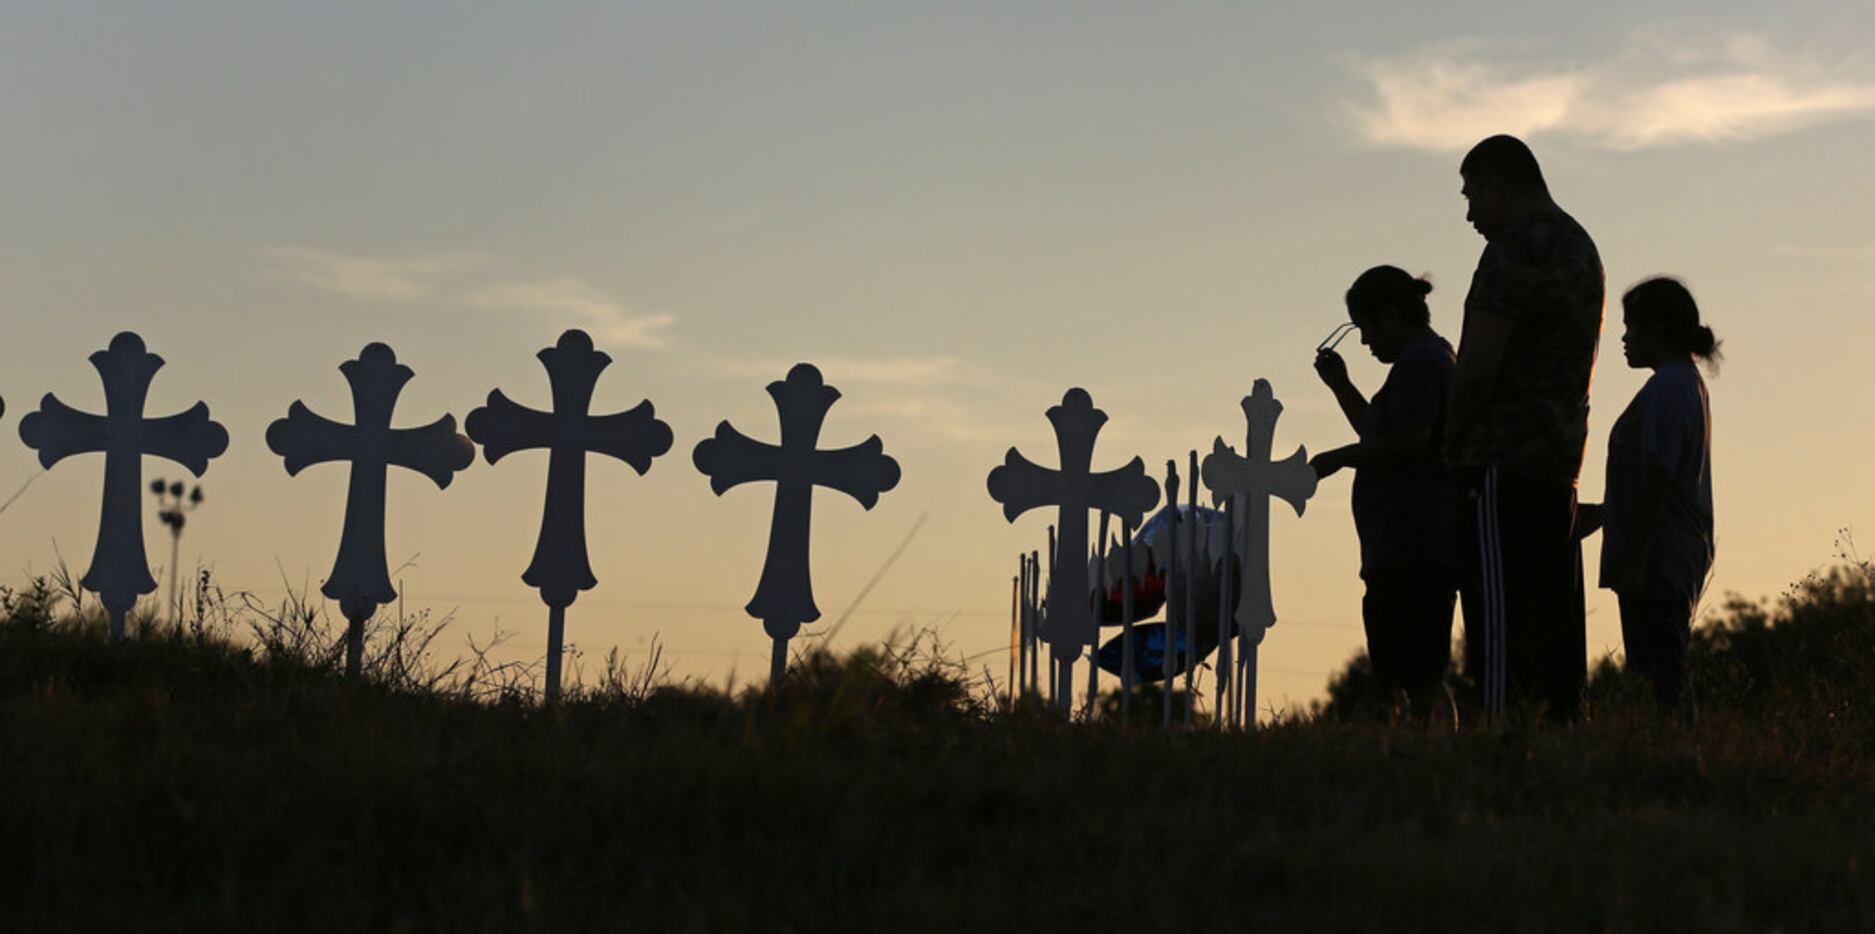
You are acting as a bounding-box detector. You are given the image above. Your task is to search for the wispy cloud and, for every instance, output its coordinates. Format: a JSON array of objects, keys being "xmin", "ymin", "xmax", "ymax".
[
  {"xmin": 707, "ymin": 351, "xmax": 1029, "ymax": 444},
  {"xmin": 1773, "ymin": 243, "xmax": 1875, "ymax": 260},
  {"xmin": 463, "ymin": 279, "xmax": 675, "ymax": 350},
  {"xmin": 264, "ymin": 247, "xmax": 485, "ymax": 303},
  {"xmin": 841, "ymin": 396, "xmax": 1017, "ymax": 443},
  {"xmin": 715, "ymin": 354, "xmax": 988, "ymax": 388},
  {"xmin": 1350, "ymin": 34, "xmax": 1875, "ymax": 151},
  {"xmin": 266, "ymin": 247, "xmax": 674, "ymax": 351}
]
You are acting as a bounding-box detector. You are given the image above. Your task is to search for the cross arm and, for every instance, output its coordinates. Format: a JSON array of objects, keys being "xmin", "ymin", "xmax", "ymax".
[
  {"xmin": 1266, "ymin": 446, "xmax": 1317, "ymax": 517},
  {"xmin": 1201, "ymin": 438, "xmax": 1316, "ymax": 516},
  {"xmin": 811, "ymin": 435, "xmax": 900, "ymax": 509},
  {"xmin": 986, "ymin": 449, "xmax": 1057, "ymax": 523},
  {"xmin": 586, "ymin": 401, "xmax": 674, "ymax": 475},
  {"xmin": 692, "ymin": 421, "xmax": 777, "ymax": 496},
  {"xmin": 464, "ymin": 390, "xmax": 553, "ymax": 465},
  {"xmin": 139, "ymin": 402, "xmax": 230, "ymax": 476},
  {"xmin": 1085, "ymin": 457, "xmax": 1160, "ymax": 526},
  {"xmin": 387, "ymin": 416, "xmax": 477, "ymax": 489},
  {"xmin": 267, "ymin": 402, "xmax": 358, "ymax": 476},
  {"xmin": 18, "ymin": 394, "xmax": 107, "ymax": 469}
]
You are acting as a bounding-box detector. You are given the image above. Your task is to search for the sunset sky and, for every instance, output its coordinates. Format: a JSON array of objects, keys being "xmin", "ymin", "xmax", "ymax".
[{"xmin": 2, "ymin": 2, "xmax": 1869, "ymax": 713}]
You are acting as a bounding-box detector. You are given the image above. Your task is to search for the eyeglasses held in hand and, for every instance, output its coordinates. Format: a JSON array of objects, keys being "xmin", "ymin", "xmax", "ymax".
[{"xmin": 1316, "ymin": 322, "xmax": 1357, "ymax": 354}]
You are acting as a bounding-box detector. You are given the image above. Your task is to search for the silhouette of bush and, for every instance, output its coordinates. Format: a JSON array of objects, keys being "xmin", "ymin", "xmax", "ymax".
[
  {"xmin": 1695, "ymin": 563, "xmax": 1875, "ymax": 696},
  {"xmin": 1316, "ymin": 557, "xmax": 1875, "ymax": 725}
]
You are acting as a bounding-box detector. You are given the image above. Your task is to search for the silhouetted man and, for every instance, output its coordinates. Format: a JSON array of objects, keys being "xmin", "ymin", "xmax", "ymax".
[{"xmin": 1448, "ymin": 135, "xmax": 1603, "ymax": 720}]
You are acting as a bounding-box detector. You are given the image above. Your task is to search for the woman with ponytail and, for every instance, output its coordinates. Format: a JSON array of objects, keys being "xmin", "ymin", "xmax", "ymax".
[
  {"xmin": 1312, "ymin": 265, "xmax": 1459, "ymax": 720},
  {"xmin": 1583, "ymin": 276, "xmax": 1719, "ymax": 713}
]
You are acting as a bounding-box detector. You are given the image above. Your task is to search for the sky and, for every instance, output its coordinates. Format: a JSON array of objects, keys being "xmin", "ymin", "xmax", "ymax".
[{"xmin": 1, "ymin": 2, "xmax": 1870, "ymax": 714}]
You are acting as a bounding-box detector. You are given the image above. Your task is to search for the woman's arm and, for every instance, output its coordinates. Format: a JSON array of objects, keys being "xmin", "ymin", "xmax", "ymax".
[
  {"xmin": 1310, "ymin": 425, "xmax": 1434, "ymax": 479},
  {"xmin": 1617, "ymin": 464, "xmax": 1675, "ymax": 594},
  {"xmin": 1575, "ymin": 502, "xmax": 1603, "ymax": 539},
  {"xmin": 1313, "ymin": 349, "xmax": 1368, "ymax": 431}
]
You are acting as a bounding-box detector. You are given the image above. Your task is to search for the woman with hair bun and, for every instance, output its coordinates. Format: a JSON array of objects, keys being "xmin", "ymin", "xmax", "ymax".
[
  {"xmin": 1581, "ymin": 276, "xmax": 1719, "ymax": 713},
  {"xmin": 1312, "ymin": 265, "xmax": 1459, "ymax": 720}
]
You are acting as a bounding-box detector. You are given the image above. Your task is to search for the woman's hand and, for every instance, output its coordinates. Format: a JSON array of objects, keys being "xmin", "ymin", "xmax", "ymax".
[
  {"xmin": 1310, "ymin": 447, "xmax": 1352, "ymax": 479},
  {"xmin": 1575, "ymin": 503, "xmax": 1603, "ymax": 539},
  {"xmin": 1313, "ymin": 349, "xmax": 1350, "ymax": 389}
]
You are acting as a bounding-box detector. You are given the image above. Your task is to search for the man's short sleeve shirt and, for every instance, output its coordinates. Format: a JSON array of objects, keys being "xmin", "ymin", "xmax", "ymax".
[{"xmin": 1446, "ymin": 210, "xmax": 1605, "ymax": 483}]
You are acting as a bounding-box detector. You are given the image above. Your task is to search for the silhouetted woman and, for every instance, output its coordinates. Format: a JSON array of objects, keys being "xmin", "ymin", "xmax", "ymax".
[
  {"xmin": 1582, "ymin": 277, "xmax": 1718, "ymax": 712},
  {"xmin": 1312, "ymin": 266, "xmax": 1459, "ymax": 717}
]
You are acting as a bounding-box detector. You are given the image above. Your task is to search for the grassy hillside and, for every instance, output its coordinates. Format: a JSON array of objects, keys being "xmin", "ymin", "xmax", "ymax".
[{"xmin": 3, "ymin": 558, "xmax": 1875, "ymax": 931}]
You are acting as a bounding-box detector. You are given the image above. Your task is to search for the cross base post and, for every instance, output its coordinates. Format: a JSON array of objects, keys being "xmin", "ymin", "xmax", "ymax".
[
  {"xmin": 769, "ymin": 636, "xmax": 789, "ymax": 691},
  {"xmin": 345, "ymin": 611, "xmax": 368, "ymax": 679},
  {"xmin": 1240, "ymin": 637, "xmax": 1259, "ymax": 728},
  {"xmin": 1055, "ymin": 657, "xmax": 1074, "ymax": 718},
  {"xmin": 545, "ymin": 604, "xmax": 567, "ymax": 704}
]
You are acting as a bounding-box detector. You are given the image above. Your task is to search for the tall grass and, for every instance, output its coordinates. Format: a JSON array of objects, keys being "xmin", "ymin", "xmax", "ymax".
[{"xmin": 3, "ymin": 556, "xmax": 1875, "ymax": 929}]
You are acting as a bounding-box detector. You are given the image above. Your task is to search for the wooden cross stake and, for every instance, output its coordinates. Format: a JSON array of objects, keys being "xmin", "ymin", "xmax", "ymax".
[
  {"xmin": 987, "ymin": 389, "xmax": 1157, "ymax": 716},
  {"xmin": 692, "ymin": 364, "xmax": 900, "ymax": 689},
  {"xmin": 1199, "ymin": 379, "xmax": 1316, "ymax": 723},
  {"xmin": 466, "ymin": 329, "xmax": 673, "ymax": 702},
  {"xmin": 20, "ymin": 333, "xmax": 228, "ymax": 640},
  {"xmin": 267, "ymin": 344, "xmax": 474, "ymax": 678}
]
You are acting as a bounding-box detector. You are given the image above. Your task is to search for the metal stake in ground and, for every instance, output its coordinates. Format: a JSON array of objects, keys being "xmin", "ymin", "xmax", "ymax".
[
  {"xmin": 466, "ymin": 329, "xmax": 673, "ymax": 703},
  {"xmin": 1009, "ymin": 566, "xmax": 1021, "ymax": 706},
  {"xmin": 267, "ymin": 344, "xmax": 474, "ymax": 678},
  {"xmin": 693, "ymin": 364, "xmax": 900, "ymax": 690},
  {"xmin": 1184, "ymin": 449, "xmax": 1198, "ymax": 727},
  {"xmin": 1027, "ymin": 550, "xmax": 1040, "ymax": 692},
  {"xmin": 20, "ymin": 333, "xmax": 228, "ymax": 641},
  {"xmin": 1200, "ymin": 379, "xmax": 1316, "ymax": 725},
  {"xmin": 987, "ymin": 389, "xmax": 1158, "ymax": 717},
  {"xmin": 1216, "ymin": 495, "xmax": 1235, "ymax": 729},
  {"xmin": 1017, "ymin": 553, "xmax": 1032, "ymax": 697},
  {"xmin": 1162, "ymin": 461, "xmax": 1178, "ymax": 730},
  {"xmin": 1086, "ymin": 510, "xmax": 1111, "ymax": 720},
  {"xmin": 1046, "ymin": 524, "xmax": 1058, "ymax": 709},
  {"xmin": 1120, "ymin": 515, "xmax": 1136, "ymax": 723}
]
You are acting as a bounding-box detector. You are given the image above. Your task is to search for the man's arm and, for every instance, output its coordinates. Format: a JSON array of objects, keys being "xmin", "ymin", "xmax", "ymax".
[{"xmin": 1448, "ymin": 312, "xmax": 1512, "ymax": 440}]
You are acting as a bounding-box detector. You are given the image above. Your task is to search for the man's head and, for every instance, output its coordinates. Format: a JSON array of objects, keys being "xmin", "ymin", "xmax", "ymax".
[{"xmin": 1460, "ymin": 135, "xmax": 1552, "ymax": 240}]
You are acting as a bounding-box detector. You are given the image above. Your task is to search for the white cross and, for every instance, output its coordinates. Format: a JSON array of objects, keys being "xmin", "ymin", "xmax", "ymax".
[
  {"xmin": 987, "ymin": 388, "xmax": 1158, "ymax": 709},
  {"xmin": 1200, "ymin": 379, "xmax": 1316, "ymax": 723},
  {"xmin": 19, "ymin": 333, "xmax": 228, "ymax": 639}
]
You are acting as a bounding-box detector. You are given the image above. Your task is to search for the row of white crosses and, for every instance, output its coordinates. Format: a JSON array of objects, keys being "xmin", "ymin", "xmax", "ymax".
[
  {"xmin": 990, "ymin": 381, "xmax": 1315, "ymax": 726},
  {"xmin": 18, "ymin": 331, "xmax": 898, "ymax": 701},
  {"xmin": 15, "ymin": 330, "xmax": 1306, "ymax": 719}
]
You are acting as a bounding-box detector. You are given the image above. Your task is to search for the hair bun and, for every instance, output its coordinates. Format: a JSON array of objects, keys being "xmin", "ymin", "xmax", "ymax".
[{"xmin": 1347, "ymin": 265, "xmax": 1435, "ymax": 330}]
